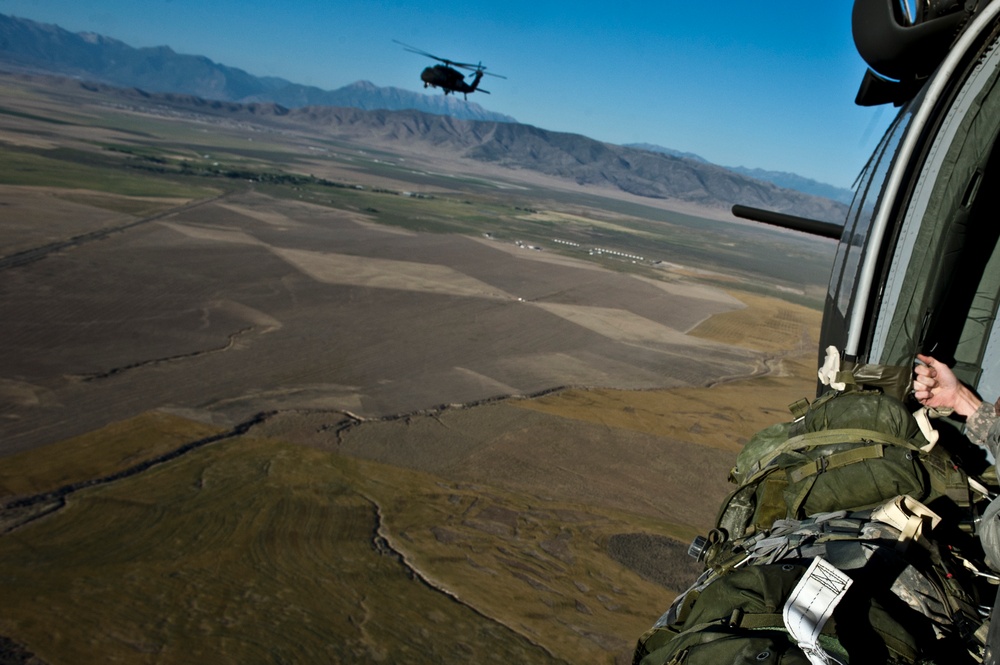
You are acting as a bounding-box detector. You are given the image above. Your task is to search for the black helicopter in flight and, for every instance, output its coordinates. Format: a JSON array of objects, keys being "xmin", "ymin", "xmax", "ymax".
[{"xmin": 393, "ymin": 40, "xmax": 506, "ymax": 99}]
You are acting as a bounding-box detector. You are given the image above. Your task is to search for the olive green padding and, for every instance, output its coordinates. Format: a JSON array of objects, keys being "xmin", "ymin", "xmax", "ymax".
[
  {"xmin": 733, "ymin": 391, "xmax": 926, "ymax": 486},
  {"xmin": 635, "ymin": 391, "xmax": 984, "ymax": 665},
  {"xmin": 717, "ymin": 391, "xmax": 951, "ymax": 559},
  {"xmin": 634, "ymin": 564, "xmax": 816, "ymax": 665},
  {"xmin": 634, "ymin": 562, "xmax": 929, "ymax": 665},
  {"xmin": 637, "ymin": 630, "xmax": 811, "ymax": 665}
]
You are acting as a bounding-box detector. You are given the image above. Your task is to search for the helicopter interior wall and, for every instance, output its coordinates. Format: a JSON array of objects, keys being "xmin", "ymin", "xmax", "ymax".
[
  {"xmin": 923, "ymin": 142, "xmax": 1000, "ymax": 386},
  {"xmin": 862, "ymin": 27, "xmax": 1000, "ymax": 395},
  {"xmin": 964, "ymin": 147, "xmax": 1000, "ymax": 400}
]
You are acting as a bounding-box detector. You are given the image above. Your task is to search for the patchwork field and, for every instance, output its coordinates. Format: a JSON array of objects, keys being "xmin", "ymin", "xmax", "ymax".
[{"xmin": 0, "ymin": 71, "xmax": 831, "ymax": 664}]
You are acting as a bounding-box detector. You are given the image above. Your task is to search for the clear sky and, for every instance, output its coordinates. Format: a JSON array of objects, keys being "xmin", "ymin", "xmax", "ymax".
[{"xmin": 1, "ymin": 0, "xmax": 895, "ymax": 189}]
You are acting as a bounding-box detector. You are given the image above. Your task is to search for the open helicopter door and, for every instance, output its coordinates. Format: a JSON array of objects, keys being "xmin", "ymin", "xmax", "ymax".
[{"xmin": 821, "ymin": 1, "xmax": 1000, "ymax": 401}]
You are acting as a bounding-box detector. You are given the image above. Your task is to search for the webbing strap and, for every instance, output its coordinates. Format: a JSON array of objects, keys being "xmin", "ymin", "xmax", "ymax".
[
  {"xmin": 786, "ymin": 444, "xmax": 885, "ymax": 484},
  {"xmin": 664, "ymin": 610, "xmax": 838, "ymax": 646},
  {"xmin": 732, "ymin": 612, "xmax": 784, "ymax": 630},
  {"xmin": 746, "ymin": 429, "xmax": 920, "ymax": 484},
  {"xmin": 784, "ymin": 557, "xmax": 853, "ymax": 665},
  {"xmin": 912, "ymin": 406, "xmax": 940, "ymax": 451},
  {"xmin": 664, "ymin": 649, "xmax": 688, "ymax": 665},
  {"xmin": 871, "ymin": 495, "xmax": 942, "ymax": 550},
  {"xmin": 788, "ymin": 397, "xmax": 811, "ymax": 421}
]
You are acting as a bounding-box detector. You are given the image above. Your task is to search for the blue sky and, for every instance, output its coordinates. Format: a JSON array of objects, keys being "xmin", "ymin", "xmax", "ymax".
[{"xmin": 1, "ymin": 0, "xmax": 894, "ymax": 189}]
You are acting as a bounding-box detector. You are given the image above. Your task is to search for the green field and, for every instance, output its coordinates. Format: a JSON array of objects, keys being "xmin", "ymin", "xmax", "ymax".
[{"xmin": 0, "ymin": 146, "xmax": 217, "ymax": 199}]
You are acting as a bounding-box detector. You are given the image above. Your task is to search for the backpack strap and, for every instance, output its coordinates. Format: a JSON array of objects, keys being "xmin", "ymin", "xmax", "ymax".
[
  {"xmin": 870, "ymin": 494, "xmax": 942, "ymax": 550},
  {"xmin": 786, "ymin": 443, "xmax": 886, "ymax": 484},
  {"xmin": 783, "ymin": 443, "xmax": 890, "ymax": 518},
  {"xmin": 743, "ymin": 428, "xmax": 922, "ymax": 486}
]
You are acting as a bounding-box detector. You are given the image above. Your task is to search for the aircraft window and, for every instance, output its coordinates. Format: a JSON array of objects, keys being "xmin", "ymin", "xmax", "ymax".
[
  {"xmin": 827, "ymin": 181, "xmax": 863, "ymax": 307},
  {"xmin": 829, "ymin": 110, "xmax": 913, "ymax": 320}
]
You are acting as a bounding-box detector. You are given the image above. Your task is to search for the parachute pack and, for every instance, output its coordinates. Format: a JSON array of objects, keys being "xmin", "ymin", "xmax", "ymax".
[{"xmin": 633, "ymin": 387, "xmax": 999, "ymax": 665}]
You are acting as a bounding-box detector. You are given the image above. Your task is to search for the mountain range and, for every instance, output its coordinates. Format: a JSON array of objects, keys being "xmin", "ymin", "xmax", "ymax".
[
  {"xmin": 0, "ymin": 12, "xmax": 850, "ymax": 222},
  {"xmin": 0, "ymin": 13, "xmax": 514, "ymax": 124},
  {"xmin": 624, "ymin": 143, "xmax": 855, "ymax": 206}
]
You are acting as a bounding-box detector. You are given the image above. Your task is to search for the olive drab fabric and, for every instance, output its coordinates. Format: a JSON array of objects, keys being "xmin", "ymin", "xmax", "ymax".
[
  {"xmin": 709, "ymin": 390, "xmax": 969, "ymax": 569},
  {"xmin": 635, "ymin": 564, "xmax": 818, "ymax": 665},
  {"xmin": 634, "ymin": 390, "xmax": 992, "ymax": 665}
]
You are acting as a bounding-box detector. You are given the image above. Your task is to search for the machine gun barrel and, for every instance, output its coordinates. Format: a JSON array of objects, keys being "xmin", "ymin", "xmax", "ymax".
[{"xmin": 731, "ymin": 204, "xmax": 843, "ymax": 239}]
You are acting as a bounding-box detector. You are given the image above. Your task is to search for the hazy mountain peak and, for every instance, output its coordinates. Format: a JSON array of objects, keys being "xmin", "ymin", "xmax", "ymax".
[
  {"xmin": 628, "ymin": 141, "xmax": 852, "ymax": 204},
  {"xmin": 625, "ymin": 143, "xmax": 710, "ymax": 164},
  {"xmin": 725, "ymin": 165, "xmax": 854, "ymax": 205}
]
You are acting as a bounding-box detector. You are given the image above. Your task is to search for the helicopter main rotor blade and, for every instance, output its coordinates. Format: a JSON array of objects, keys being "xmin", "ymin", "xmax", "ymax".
[
  {"xmin": 393, "ymin": 39, "xmax": 479, "ymax": 69},
  {"xmin": 464, "ymin": 66, "xmax": 506, "ymax": 80},
  {"xmin": 443, "ymin": 60, "xmax": 484, "ymax": 71},
  {"xmin": 469, "ymin": 62, "xmax": 507, "ymax": 79},
  {"xmin": 392, "ymin": 40, "xmax": 452, "ymax": 65},
  {"xmin": 393, "ymin": 40, "xmax": 495, "ymax": 72}
]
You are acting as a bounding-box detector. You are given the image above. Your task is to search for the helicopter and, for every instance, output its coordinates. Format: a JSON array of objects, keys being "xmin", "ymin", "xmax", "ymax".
[{"xmin": 393, "ymin": 40, "xmax": 506, "ymax": 99}]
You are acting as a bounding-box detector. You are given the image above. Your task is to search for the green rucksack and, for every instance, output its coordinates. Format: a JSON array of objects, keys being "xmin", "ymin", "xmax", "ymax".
[
  {"xmin": 703, "ymin": 390, "xmax": 972, "ymax": 570},
  {"xmin": 633, "ymin": 390, "xmax": 991, "ymax": 665},
  {"xmin": 634, "ymin": 510, "xmax": 988, "ymax": 665},
  {"xmin": 635, "ymin": 563, "xmax": 818, "ymax": 665}
]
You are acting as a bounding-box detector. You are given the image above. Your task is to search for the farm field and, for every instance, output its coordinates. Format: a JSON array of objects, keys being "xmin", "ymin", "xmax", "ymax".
[{"xmin": 0, "ymin": 70, "xmax": 831, "ymax": 664}]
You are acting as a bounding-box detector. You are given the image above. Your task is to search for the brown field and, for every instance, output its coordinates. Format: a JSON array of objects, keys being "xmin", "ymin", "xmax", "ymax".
[
  {"xmin": 0, "ymin": 188, "xmax": 768, "ymax": 456},
  {"xmin": 0, "ymin": 71, "xmax": 832, "ymax": 664}
]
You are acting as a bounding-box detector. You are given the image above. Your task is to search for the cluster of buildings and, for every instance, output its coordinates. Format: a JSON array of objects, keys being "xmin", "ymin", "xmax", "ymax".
[
  {"xmin": 497, "ymin": 235, "xmax": 652, "ymax": 265},
  {"xmin": 587, "ymin": 247, "xmax": 645, "ymax": 262}
]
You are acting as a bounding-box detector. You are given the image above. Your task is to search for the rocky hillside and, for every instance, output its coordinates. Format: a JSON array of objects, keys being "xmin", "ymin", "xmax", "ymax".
[{"xmin": 280, "ymin": 105, "xmax": 848, "ymax": 221}]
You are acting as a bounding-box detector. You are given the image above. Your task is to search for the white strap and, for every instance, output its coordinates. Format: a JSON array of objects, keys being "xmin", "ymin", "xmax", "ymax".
[
  {"xmin": 817, "ymin": 346, "xmax": 847, "ymax": 391},
  {"xmin": 783, "ymin": 556, "xmax": 852, "ymax": 665},
  {"xmin": 870, "ymin": 495, "xmax": 941, "ymax": 550},
  {"xmin": 968, "ymin": 476, "xmax": 993, "ymax": 498},
  {"xmin": 912, "ymin": 406, "xmax": 939, "ymax": 452}
]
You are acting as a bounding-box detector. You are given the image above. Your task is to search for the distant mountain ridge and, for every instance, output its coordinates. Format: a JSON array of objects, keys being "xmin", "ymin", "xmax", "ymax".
[
  {"xmin": 0, "ymin": 13, "xmax": 515, "ymax": 123},
  {"xmin": 725, "ymin": 166, "xmax": 855, "ymax": 206},
  {"xmin": 625, "ymin": 143, "xmax": 710, "ymax": 164},
  {"xmin": 76, "ymin": 81, "xmax": 844, "ymax": 222},
  {"xmin": 626, "ymin": 143, "xmax": 855, "ymax": 205},
  {"xmin": 309, "ymin": 108, "xmax": 846, "ymax": 222},
  {"xmin": 0, "ymin": 12, "xmax": 848, "ymax": 222}
]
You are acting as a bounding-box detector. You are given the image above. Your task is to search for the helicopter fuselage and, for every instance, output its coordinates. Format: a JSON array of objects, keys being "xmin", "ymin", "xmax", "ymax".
[{"xmin": 420, "ymin": 64, "xmax": 481, "ymax": 95}]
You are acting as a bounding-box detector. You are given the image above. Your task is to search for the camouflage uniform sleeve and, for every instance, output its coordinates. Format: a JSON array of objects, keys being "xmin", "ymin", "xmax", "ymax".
[{"xmin": 965, "ymin": 400, "xmax": 999, "ymax": 451}]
